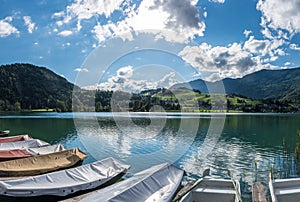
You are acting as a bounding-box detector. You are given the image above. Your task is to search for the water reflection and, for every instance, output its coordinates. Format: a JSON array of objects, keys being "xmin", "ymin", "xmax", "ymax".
[{"xmin": 1, "ymin": 112, "xmax": 300, "ymax": 201}]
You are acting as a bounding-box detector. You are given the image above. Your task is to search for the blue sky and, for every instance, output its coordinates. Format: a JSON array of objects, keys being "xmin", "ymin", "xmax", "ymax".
[{"xmin": 1, "ymin": 0, "xmax": 300, "ymax": 91}]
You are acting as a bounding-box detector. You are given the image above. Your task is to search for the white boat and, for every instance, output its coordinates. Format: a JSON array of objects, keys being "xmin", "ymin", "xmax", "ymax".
[
  {"xmin": 179, "ymin": 176, "xmax": 241, "ymax": 202},
  {"xmin": 0, "ymin": 144, "xmax": 65, "ymax": 160},
  {"xmin": 269, "ymin": 174, "xmax": 300, "ymax": 202},
  {"xmin": 0, "ymin": 157, "xmax": 130, "ymax": 197},
  {"xmin": 0, "ymin": 134, "xmax": 31, "ymax": 143},
  {"xmin": 0, "ymin": 130, "xmax": 9, "ymax": 137},
  {"xmin": 80, "ymin": 162, "xmax": 184, "ymax": 202},
  {"xmin": 0, "ymin": 139, "xmax": 49, "ymax": 150}
]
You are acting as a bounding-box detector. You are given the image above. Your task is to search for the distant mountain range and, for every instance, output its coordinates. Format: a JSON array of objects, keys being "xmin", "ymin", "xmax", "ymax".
[
  {"xmin": 0, "ymin": 63, "xmax": 299, "ymax": 111},
  {"xmin": 172, "ymin": 67, "xmax": 300, "ymax": 102}
]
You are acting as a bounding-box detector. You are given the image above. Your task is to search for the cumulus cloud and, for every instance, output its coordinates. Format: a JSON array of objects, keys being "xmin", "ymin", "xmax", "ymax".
[
  {"xmin": 53, "ymin": 0, "xmax": 124, "ymax": 31},
  {"xmin": 87, "ymin": 65, "xmax": 177, "ymax": 92},
  {"xmin": 153, "ymin": 0, "xmax": 202, "ymax": 29},
  {"xmin": 58, "ymin": 30, "xmax": 73, "ymax": 37},
  {"xmin": 0, "ymin": 17, "xmax": 19, "ymax": 37},
  {"xmin": 243, "ymin": 36, "xmax": 285, "ymax": 57},
  {"xmin": 257, "ymin": 0, "xmax": 300, "ymax": 38},
  {"xmin": 53, "ymin": 0, "xmax": 205, "ymax": 43},
  {"xmin": 23, "ymin": 16, "xmax": 36, "ymax": 34},
  {"xmin": 75, "ymin": 67, "xmax": 89, "ymax": 72},
  {"xmin": 209, "ymin": 0, "xmax": 225, "ymax": 3},
  {"xmin": 290, "ymin": 43, "xmax": 300, "ymax": 51},
  {"xmin": 243, "ymin": 29, "xmax": 252, "ymax": 38},
  {"xmin": 179, "ymin": 41, "xmax": 278, "ymax": 81}
]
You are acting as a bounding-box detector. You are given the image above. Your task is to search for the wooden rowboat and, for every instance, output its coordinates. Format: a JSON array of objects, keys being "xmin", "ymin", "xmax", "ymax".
[
  {"xmin": 0, "ymin": 148, "xmax": 87, "ymax": 177},
  {"xmin": 0, "ymin": 134, "xmax": 31, "ymax": 143},
  {"xmin": 80, "ymin": 162, "xmax": 184, "ymax": 202},
  {"xmin": 0, "ymin": 157, "xmax": 130, "ymax": 197}
]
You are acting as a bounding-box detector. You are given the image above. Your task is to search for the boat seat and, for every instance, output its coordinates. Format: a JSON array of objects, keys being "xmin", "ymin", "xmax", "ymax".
[
  {"xmin": 275, "ymin": 187, "xmax": 300, "ymax": 195},
  {"xmin": 189, "ymin": 187, "xmax": 236, "ymax": 202}
]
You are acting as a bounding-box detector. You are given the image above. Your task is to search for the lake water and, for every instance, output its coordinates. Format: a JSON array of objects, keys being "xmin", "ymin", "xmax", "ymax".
[{"xmin": 1, "ymin": 112, "xmax": 300, "ymax": 201}]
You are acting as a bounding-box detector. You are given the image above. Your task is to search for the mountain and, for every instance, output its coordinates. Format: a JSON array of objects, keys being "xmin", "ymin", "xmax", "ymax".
[
  {"xmin": 172, "ymin": 68, "xmax": 300, "ymax": 102},
  {"xmin": 0, "ymin": 63, "xmax": 75, "ymax": 111}
]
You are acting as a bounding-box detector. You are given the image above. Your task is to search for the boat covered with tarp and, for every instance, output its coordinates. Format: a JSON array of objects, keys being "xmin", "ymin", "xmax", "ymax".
[
  {"xmin": 80, "ymin": 162, "xmax": 184, "ymax": 202},
  {"xmin": 0, "ymin": 134, "xmax": 31, "ymax": 143},
  {"xmin": 0, "ymin": 157, "xmax": 130, "ymax": 197},
  {"xmin": 0, "ymin": 144, "xmax": 65, "ymax": 160},
  {"xmin": 0, "ymin": 139, "xmax": 49, "ymax": 150},
  {"xmin": 0, "ymin": 148, "xmax": 86, "ymax": 177}
]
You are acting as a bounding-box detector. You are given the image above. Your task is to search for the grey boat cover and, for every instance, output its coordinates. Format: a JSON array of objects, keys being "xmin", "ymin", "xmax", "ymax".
[
  {"xmin": 0, "ymin": 139, "xmax": 50, "ymax": 150},
  {"xmin": 25, "ymin": 144, "xmax": 65, "ymax": 155},
  {"xmin": 81, "ymin": 162, "xmax": 184, "ymax": 202},
  {"xmin": 0, "ymin": 157, "xmax": 130, "ymax": 197}
]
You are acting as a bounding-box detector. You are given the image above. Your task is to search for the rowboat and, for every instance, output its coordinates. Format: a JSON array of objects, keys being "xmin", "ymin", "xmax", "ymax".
[
  {"xmin": 0, "ymin": 130, "xmax": 10, "ymax": 137},
  {"xmin": 178, "ymin": 175, "xmax": 241, "ymax": 202},
  {"xmin": 269, "ymin": 174, "xmax": 300, "ymax": 202},
  {"xmin": 80, "ymin": 162, "xmax": 184, "ymax": 202},
  {"xmin": 0, "ymin": 157, "xmax": 130, "ymax": 197},
  {"xmin": 0, "ymin": 139, "xmax": 49, "ymax": 150},
  {"xmin": 0, "ymin": 134, "xmax": 31, "ymax": 143},
  {"xmin": 0, "ymin": 148, "xmax": 87, "ymax": 177},
  {"xmin": 0, "ymin": 144, "xmax": 65, "ymax": 160}
]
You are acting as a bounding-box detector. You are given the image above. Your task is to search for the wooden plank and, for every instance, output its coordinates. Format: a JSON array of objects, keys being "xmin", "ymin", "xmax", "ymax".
[{"xmin": 252, "ymin": 182, "xmax": 267, "ymax": 202}]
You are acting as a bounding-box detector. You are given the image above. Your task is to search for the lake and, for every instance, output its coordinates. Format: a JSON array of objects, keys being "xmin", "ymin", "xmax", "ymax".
[{"xmin": 0, "ymin": 112, "xmax": 300, "ymax": 201}]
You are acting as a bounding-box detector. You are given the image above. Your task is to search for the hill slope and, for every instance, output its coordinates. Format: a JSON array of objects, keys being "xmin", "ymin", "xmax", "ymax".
[
  {"xmin": 172, "ymin": 68, "xmax": 300, "ymax": 102},
  {"xmin": 0, "ymin": 63, "xmax": 74, "ymax": 111}
]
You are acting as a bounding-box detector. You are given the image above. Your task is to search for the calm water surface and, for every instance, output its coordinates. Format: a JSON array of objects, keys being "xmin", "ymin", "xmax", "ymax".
[{"xmin": 0, "ymin": 112, "xmax": 300, "ymax": 201}]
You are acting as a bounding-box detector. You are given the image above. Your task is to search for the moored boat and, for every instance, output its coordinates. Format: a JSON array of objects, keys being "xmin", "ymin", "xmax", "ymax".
[
  {"xmin": 0, "ymin": 144, "xmax": 65, "ymax": 160},
  {"xmin": 0, "ymin": 134, "xmax": 31, "ymax": 143},
  {"xmin": 0, "ymin": 157, "xmax": 130, "ymax": 197},
  {"xmin": 0, "ymin": 139, "xmax": 49, "ymax": 150},
  {"xmin": 269, "ymin": 174, "xmax": 300, "ymax": 202},
  {"xmin": 0, "ymin": 147, "xmax": 86, "ymax": 177},
  {"xmin": 0, "ymin": 130, "xmax": 10, "ymax": 137},
  {"xmin": 177, "ymin": 171, "xmax": 241, "ymax": 202},
  {"xmin": 80, "ymin": 162, "xmax": 184, "ymax": 202}
]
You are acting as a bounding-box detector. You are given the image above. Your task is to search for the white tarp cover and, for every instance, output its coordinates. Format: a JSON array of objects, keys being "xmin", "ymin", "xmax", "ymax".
[
  {"xmin": 81, "ymin": 162, "xmax": 184, "ymax": 202},
  {"xmin": 0, "ymin": 139, "xmax": 49, "ymax": 150},
  {"xmin": 26, "ymin": 144, "xmax": 65, "ymax": 155},
  {"xmin": 0, "ymin": 157, "xmax": 130, "ymax": 197}
]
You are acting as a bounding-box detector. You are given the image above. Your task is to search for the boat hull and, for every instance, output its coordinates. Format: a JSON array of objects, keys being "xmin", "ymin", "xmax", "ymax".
[
  {"xmin": 0, "ymin": 148, "xmax": 86, "ymax": 177},
  {"xmin": 0, "ymin": 157, "xmax": 130, "ymax": 198}
]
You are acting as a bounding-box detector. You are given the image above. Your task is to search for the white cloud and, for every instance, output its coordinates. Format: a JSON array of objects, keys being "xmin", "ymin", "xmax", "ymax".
[
  {"xmin": 52, "ymin": 11, "xmax": 65, "ymax": 18},
  {"xmin": 54, "ymin": 0, "xmax": 124, "ymax": 31},
  {"xmin": 23, "ymin": 16, "xmax": 36, "ymax": 34},
  {"xmin": 0, "ymin": 17, "xmax": 19, "ymax": 37},
  {"xmin": 257, "ymin": 0, "xmax": 300, "ymax": 38},
  {"xmin": 209, "ymin": 0, "xmax": 225, "ymax": 3},
  {"xmin": 54, "ymin": 0, "xmax": 206, "ymax": 43},
  {"xmin": 88, "ymin": 65, "xmax": 177, "ymax": 92},
  {"xmin": 91, "ymin": 0, "xmax": 206, "ymax": 43},
  {"xmin": 75, "ymin": 68, "xmax": 89, "ymax": 72},
  {"xmin": 284, "ymin": 62, "xmax": 291, "ymax": 66},
  {"xmin": 290, "ymin": 43, "xmax": 300, "ymax": 51},
  {"xmin": 179, "ymin": 42, "xmax": 274, "ymax": 81},
  {"xmin": 243, "ymin": 29, "xmax": 252, "ymax": 38},
  {"xmin": 243, "ymin": 36, "xmax": 285, "ymax": 57},
  {"xmin": 58, "ymin": 30, "xmax": 73, "ymax": 37}
]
